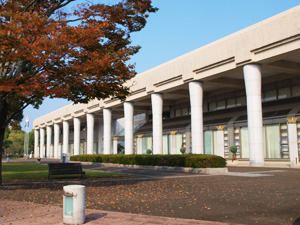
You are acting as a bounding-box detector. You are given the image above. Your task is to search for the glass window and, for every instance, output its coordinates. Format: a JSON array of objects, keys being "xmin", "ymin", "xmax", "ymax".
[
  {"xmin": 163, "ymin": 111, "xmax": 170, "ymax": 119},
  {"xmin": 278, "ymin": 87, "xmax": 291, "ymax": 99},
  {"xmin": 175, "ymin": 109, "xmax": 181, "ymax": 117},
  {"xmin": 236, "ymin": 96, "xmax": 246, "ymax": 106},
  {"xmin": 227, "ymin": 98, "xmax": 235, "ymax": 108},
  {"xmin": 264, "ymin": 90, "xmax": 276, "ymax": 102},
  {"xmin": 182, "ymin": 108, "xmax": 189, "ymax": 116},
  {"xmin": 281, "ymin": 137, "xmax": 288, "ymax": 144},
  {"xmin": 292, "ymin": 84, "xmax": 300, "ymax": 97},
  {"xmin": 209, "ymin": 102, "xmax": 216, "ymax": 111},
  {"xmin": 216, "ymin": 100, "xmax": 226, "ymax": 110}
]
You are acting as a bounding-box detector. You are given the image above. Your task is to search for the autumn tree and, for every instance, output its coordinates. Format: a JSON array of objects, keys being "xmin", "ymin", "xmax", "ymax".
[{"xmin": 0, "ymin": 0, "xmax": 157, "ymax": 184}]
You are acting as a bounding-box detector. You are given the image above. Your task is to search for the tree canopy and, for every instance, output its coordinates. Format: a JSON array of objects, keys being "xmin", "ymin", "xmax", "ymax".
[
  {"xmin": 0, "ymin": 0, "xmax": 157, "ymax": 184},
  {"xmin": 0, "ymin": 0, "xmax": 157, "ymax": 126}
]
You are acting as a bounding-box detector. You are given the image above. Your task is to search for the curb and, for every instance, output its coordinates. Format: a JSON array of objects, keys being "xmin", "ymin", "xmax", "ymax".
[{"xmin": 79, "ymin": 162, "xmax": 228, "ymax": 175}]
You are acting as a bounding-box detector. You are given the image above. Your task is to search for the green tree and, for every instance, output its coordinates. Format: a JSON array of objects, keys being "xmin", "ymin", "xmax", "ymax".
[
  {"xmin": 3, "ymin": 129, "xmax": 12, "ymax": 152},
  {"xmin": 28, "ymin": 130, "xmax": 34, "ymax": 155},
  {"xmin": 5, "ymin": 130, "xmax": 24, "ymax": 155}
]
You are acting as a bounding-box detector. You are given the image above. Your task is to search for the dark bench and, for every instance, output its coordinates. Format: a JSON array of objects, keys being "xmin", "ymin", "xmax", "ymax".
[{"xmin": 48, "ymin": 163, "xmax": 86, "ymax": 179}]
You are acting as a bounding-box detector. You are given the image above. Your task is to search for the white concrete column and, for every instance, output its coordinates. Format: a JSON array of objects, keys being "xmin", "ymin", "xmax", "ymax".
[
  {"xmin": 243, "ymin": 64, "xmax": 264, "ymax": 166},
  {"xmin": 86, "ymin": 113, "xmax": 95, "ymax": 155},
  {"xmin": 286, "ymin": 117, "xmax": 299, "ymax": 168},
  {"xmin": 151, "ymin": 93, "xmax": 163, "ymax": 154},
  {"xmin": 113, "ymin": 137, "xmax": 118, "ymax": 154},
  {"xmin": 40, "ymin": 128, "xmax": 45, "ymax": 158},
  {"xmin": 74, "ymin": 117, "xmax": 81, "ymax": 156},
  {"xmin": 137, "ymin": 134, "xmax": 143, "ymax": 154},
  {"xmin": 50, "ymin": 144, "xmax": 54, "ymax": 158},
  {"xmin": 124, "ymin": 102, "xmax": 134, "ymax": 154},
  {"xmin": 63, "ymin": 120, "xmax": 69, "ymax": 154},
  {"xmin": 103, "ymin": 108, "xmax": 112, "ymax": 154},
  {"xmin": 54, "ymin": 123, "xmax": 60, "ymax": 159},
  {"xmin": 189, "ymin": 81, "xmax": 204, "ymax": 154},
  {"xmin": 98, "ymin": 122, "xmax": 103, "ymax": 154},
  {"xmin": 46, "ymin": 126, "xmax": 52, "ymax": 158},
  {"xmin": 34, "ymin": 129, "xmax": 39, "ymax": 158},
  {"xmin": 216, "ymin": 125, "xmax": 225, "ymax": 158},
  {"xmin": 170, "ymin": 131, "xmax": 177, "ymax": 155},
  {"xmin": 58, "ymin": 143, "xmax": 62, "ymax": 159},
  {"xmin": 111, "ymin": 119, "xmax": 116, "ymax": 153}
]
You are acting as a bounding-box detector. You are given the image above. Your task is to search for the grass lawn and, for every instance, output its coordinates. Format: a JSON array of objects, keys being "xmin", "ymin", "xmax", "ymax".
[{"xmin": 2, "ymin": 163, "xmax": 128, "ymax": 182}]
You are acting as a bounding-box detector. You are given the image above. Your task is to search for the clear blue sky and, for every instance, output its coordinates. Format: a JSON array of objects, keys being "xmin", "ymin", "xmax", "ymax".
[{"xmin": 22, "ymin": 0, "xmax": 300, "ymax": 131}]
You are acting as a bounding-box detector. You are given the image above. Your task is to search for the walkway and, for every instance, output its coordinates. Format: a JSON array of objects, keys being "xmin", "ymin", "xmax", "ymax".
[{"xmin": 0, "ymin": 199, "xmax": 238, "ymax": 225}]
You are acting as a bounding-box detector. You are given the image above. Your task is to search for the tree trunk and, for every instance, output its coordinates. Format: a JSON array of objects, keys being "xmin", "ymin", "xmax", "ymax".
[
  {"xmin": 0, "ymin": 101, "xmax": 9, "ymax": 186},
  {"xmin": 0, "ymin": 125, "xmax": 6, "ymax": 185}
]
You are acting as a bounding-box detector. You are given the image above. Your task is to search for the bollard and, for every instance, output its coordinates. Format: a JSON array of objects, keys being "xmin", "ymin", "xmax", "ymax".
[
  {"xmin": 63, "ymin": 185, "xmax": 85, "ymax": 224},
  {"xmin": 65, "ymin": 153, "xmax": 70, "ymax": 163}
]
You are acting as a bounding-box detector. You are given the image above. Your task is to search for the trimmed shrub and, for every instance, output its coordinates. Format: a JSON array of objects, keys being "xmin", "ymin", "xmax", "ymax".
[
  {"xmin": 70, "ymin": 154, "xmax": 226, "ymax": 168},
  {"xmin": 7, "ymin": 154, "xmax": 24, "ymax": 158},
  {"xmin": 229, "ymin": 145, "xmax": 238, "ymax": 157},
  {"xmin": 146, "ymin": 149, "xmax": 152, "ymax": 155},
  {"xmin": 180, "ymin": 147, "xmax": 186, "ymax": 155}
]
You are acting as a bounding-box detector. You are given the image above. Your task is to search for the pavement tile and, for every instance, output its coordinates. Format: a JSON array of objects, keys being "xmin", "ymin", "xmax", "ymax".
[{"xmin": 0, "ymin": 200, "xmax": 238, "ymax": 225}]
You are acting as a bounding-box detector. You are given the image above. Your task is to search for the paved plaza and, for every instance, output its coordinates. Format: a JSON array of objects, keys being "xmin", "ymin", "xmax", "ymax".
[{"xmin": 0, "ymin": 161, "xmax": 300, "ymax": 225}]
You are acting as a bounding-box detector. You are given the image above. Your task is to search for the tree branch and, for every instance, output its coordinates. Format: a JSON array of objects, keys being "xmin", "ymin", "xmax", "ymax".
[
  {"xmin": 23, "ymin": 0, "xmax": 38, "ymax": 13},
  {"xmin": 5, "ymin": 95, "xmax": 40, "ymax": 126},
  {"xmin": 44, "ymin": 0, "xmax": 75, "ymax": 18}
]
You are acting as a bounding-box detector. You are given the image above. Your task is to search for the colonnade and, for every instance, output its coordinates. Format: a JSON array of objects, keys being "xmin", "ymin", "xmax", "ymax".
[{"xmin": 35, "ymin": 64, "xmax": 298, "ymax": 167}]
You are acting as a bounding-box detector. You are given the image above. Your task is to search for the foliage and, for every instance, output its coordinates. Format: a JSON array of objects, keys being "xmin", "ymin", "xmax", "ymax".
[
  {"xmin": 28, "ymin": 130, "xmax": 34, "ymax": 154},
  {"xmin": 117, "ymin": 143, "xmax": 125, "ymax": 154},
  {"xmin": 180, "ymin": 147, "xmax": 186, "ymax": 155},
  {"xmin": 2, "ymin": 163, "xmax": 127, "ymax": 182},
  {"xmin": 6, "ymin": 154, "xmax": 23, "ymax": 158},
  {"xmin": 4, "ymin": 129, "xmax": 24, "ymax": 155},
  {"xmin": 0, "ymin": 0, "xmax": 157, "ymax": 123},
  {"xmin": 146, "ymin": 149, "xmax": 152, "ymax": 155},
  {"xmin": 229, "ymin": 145, "xmax": 238, "ymax": 156},
  {"xmin": 2, "ymin": 129, "xmax": 12, "ymax": 151},
  {"xmin": 0, "ymin": 0, "xmax": 157, "ymax": 185},
  {"xmin": 229, "ymin": 145, "xmax": 238, "ymax": 161},
  {"xmin": 70, "ymin": 154, "xmax": 227, "ymax": 168},
  {"xmin": 121, "ymin": 149, "xmax": 125, "ymax": 154}
]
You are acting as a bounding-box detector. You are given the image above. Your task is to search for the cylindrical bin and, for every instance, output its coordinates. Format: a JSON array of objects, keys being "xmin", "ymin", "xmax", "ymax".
[{"xmin": 63, "ymin": 185, "xmax": 85, "ymax": 224}]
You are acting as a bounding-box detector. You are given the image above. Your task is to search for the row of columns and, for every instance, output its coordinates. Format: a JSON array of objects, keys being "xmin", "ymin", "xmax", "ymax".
[
  {"xmin": 34, "ymin": 110, "xmax": 114, "ymax": 158},
  {"xmin": 34, "ymin": 64, "xmax": 299, "ymax": 167}
]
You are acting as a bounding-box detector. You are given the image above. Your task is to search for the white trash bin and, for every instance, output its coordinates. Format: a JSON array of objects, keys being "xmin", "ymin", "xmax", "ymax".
[{"xmin": 63, "ymin": 185, "xmax": 85, "ymax": 224}]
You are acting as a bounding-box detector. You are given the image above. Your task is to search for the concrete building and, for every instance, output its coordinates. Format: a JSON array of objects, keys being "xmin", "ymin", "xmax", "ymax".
[{"xmin": 33, "ymin": 6, "xmax": 300, "ymax": 167}]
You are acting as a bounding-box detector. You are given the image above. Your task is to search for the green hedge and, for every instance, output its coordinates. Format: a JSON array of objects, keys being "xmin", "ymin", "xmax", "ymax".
[
  {"xmin": 70, "ymin": 154, "xmax": 226, "ymax": 168},
  {"xmin": 6, "ymin": 154, "xmax": 24, "ymax": 158}
]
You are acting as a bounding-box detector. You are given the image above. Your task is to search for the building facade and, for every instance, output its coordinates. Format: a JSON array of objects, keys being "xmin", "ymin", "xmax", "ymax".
[{"xmin": 33, "ymin": 6, "xmax": 300, "ymax": 167}]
